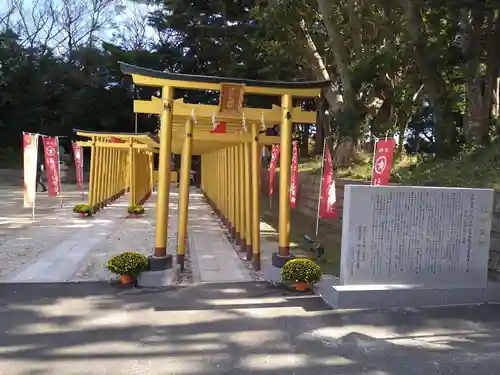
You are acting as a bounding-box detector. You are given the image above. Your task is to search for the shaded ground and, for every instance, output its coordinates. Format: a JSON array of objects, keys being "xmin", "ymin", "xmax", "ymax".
[{"xmin": 1, "ymin": 282, "xmax": 500, "ymax": 374}]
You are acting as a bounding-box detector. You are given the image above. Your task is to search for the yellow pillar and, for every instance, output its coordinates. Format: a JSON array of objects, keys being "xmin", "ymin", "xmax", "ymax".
[
  {"xmin": 129, "ymin": 140, "xmax": 135, "ymax": 206},
  {"xmin": 222, "ymin": 148, "xmax": 227, "ymax": 227},
  {"xmin": 207, "ymin": 154, "xmax": 212, "ymax": 203},
  {"xmin": 238, "ymin": 144, "xmax": 246, "ymax": 249},
  {"xmin": 251, "ymin": 123, "xmax": 261, "ymax": 270},
  {"xmin": 216, "ymin": 150, "xmax": 221, "ymax": 212},
  {"xmin": 177, "ymin": 118, "xmax": 193, "ymax": 270},
  {"xmin": 137, "ymin": 152, "xmax": 143, "ymax": 202},
  {"xmin": 149, "ymin": 153, "xmax": 154, "ymax": 194},
  {"xmin": 154, "ymin": 85, "xmax": 174, "ymax": 265},
  {"xmin": 278, "ymin": 94, "xmax": 293, "ymax": 262},
  {"xmin": 110, "ymin": 149, "xmax": 116, "ymax": 201},
  {"xmin": 118, "ymin": 151, "xmax": 124, "ymax": 197},
  {"xmin": 244, "ymin": 142, "xmax": 252, "ymax": 259},
  {"xmin": 228, "ymin": 147, "xmax": 234, "ymax": 237},
  {"xmin": 222, "ymin": 150, "xmax": 226, "ymax": 220},
  {"xmin": 88, "ymin": 139, "xmax": 97, "ymax": 213},
  {"xmin": 200, "ymin": 156, "xmax": 204, "ymax": 192},
  {"xmin": 95, "ymin": 138, "xmax": 104, "ymax": 210},
  {"xmin": 234, "ymin": 146, "xmax": 240, "ymax": 242},
  {"xmin": 104, "ymin": 147, "xmax": 111, "ymax": 205},
  {"xmin": 115, "ymin": 151, "xmax": 120, "ymax": 198},
  {"xmin": 232, "ymin": 146, "xmax": 238, "ymax": 239}
]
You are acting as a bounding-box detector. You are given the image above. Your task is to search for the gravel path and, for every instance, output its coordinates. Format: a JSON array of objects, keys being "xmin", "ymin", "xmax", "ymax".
[
  {"xmin": 71, "ymin": 189, "xmax": 192, "ymax": 284},
  {"xmin": 0, "ymin": 185, "xmax": 92, "ymax": 280}
]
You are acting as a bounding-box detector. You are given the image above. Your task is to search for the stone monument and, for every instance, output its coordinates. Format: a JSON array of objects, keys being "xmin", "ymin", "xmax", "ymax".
[{"xmin": 317, "ymin": 185, "xmax": 499, "ymax": 309}]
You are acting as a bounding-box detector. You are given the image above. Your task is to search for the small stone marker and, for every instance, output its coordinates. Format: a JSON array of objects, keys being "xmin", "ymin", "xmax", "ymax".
[{"xmin": 340, "ymin": 185, "xmax": 494, "ymax": 288}]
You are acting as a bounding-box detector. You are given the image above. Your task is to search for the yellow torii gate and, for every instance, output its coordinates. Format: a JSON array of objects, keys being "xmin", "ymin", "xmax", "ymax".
[
  {"xmin": 74, "ymin": 131, "xmax": 158, "ymax": 213},
  {"xmin": 120, "ymin": 62, "xmax": 327, "ymax": 273}
]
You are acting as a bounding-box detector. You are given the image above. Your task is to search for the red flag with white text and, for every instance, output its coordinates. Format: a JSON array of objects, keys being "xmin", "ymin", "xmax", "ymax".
[
  {"xmin": 211, "ymin": 121, "xmax": 227, "ymax": 133},
  {"xmin": 371, "ymin": 139, "xmax": 396, "ymax": 186},
  {"xmin": 290, "ymin": 142, "xmax": 299, "ymax": 208},
  {"xmin": 42, "ymin": 136, "xmax": 61, "ymax": 197},
  {"xmin": 72, "ymin": 141, "xmax": 84, "ymax": 190},
  {"xmin": 269, "ymin": 145, "xmax": 280, "ymax": 197},
  {"xmin": 319, "ymin": 146, "xmax": 337, "ymax": 218},
  {"xmin": 23, "ymin": 132, "xmax": 38, "ymax": 208}
]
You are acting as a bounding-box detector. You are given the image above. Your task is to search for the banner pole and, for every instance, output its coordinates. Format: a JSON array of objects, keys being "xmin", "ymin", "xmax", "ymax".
[
  {"xmin": 82, "ymin": 145, "xmax": 85, "ymax": 199},
  {"xmin": 56, "ymin": 137, "xmax": 63, "ymax": 207},
  {"xmin": 32, "ymin": 133, "xmax": 39, "ymax": 221},
  {"xmin": 315, "ymin": 137, "xmax": 327, "ymax": 238},
  {"xmin": 370, "ymin": 137, "xmax": 378, "ymax": 186}
]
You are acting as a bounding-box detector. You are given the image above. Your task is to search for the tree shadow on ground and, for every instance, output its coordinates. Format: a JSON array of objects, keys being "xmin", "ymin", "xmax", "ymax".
[{"xmin": 1, "ymin": 281, "xmax": 500, "ymax": 374}]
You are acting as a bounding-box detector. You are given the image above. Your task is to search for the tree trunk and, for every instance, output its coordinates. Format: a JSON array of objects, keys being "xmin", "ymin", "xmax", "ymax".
[
  {"xmin": 493, "ymin": 77, "xmax": 500, "ymax": 119},
  {"xmin": 300, "ymin": 124, "xmax": 309, "ymax": 157},
  {"xmin": 400, "ymin": 0, "xmax": 450, "ymax": 153},
  {"xmin": 481, "ymin": 11, "xmax": 500, "ymax": 136},
  {"xmin": 460, "ymin": 7, "xmax": 489, "ymax": 145},
  {"xmin": 314, "ymin": 98, "xmax": 326, "ymax": 155},
  {"xmin": 316, "ymin": 0, "xmax": 356, "ymax": 110}
]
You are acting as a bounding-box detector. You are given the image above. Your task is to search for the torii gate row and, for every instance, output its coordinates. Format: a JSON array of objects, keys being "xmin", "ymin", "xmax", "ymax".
[
  {"xmin": 119, "ymin": 62, "xmax": 329, "ymax": 272},
  {"xmin": 75, "ymin": 131, "xmax": 159, "ymax": 213}
]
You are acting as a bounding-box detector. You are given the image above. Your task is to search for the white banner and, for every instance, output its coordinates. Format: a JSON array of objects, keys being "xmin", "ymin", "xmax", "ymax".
[{"xmin": 23, "ymin": 132, "xmax": 38, "ymax": 208}]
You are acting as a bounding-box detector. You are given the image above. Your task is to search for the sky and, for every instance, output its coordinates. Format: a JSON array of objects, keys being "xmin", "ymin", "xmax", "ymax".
[{"xmin": 1, "ymin": 0, "xmax": 155, "ymax": 44}]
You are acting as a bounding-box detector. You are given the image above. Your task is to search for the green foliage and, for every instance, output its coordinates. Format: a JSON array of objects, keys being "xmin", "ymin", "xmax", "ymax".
[
  {"xmin": 281, "ymin": 258, "xmax": 322, "ymax": 284},
  {"xmin": 128, "ymin": 204, "xmax": 145, "ymax": 215},
  {"xmin": 106, "ymin": 252, "xmax": 149, "ymax": 277},
  {"xmin": 1, "ymin": 0, "xmax": 500, "ymax": 163}
]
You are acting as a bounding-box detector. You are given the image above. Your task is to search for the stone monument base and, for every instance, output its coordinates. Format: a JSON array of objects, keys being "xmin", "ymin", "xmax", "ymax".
[
  {"xmin": 316, "ymin": 278, "xmax": 500, "ymax": 310},
  {"xmin": 137, "ymin": 266, "xmax": 179, "ymax": 288}
]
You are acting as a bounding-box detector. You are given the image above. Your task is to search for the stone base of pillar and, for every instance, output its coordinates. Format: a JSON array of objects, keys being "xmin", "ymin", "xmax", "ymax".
[
  {"xmin": 246, "ymin": 245, "xmax": 253, "ymax": 261},
  {"xmin": 137, "ymin": 266, "xmax": 179, "ymax": 287},
  {"xmin": 252, "ymin": 254, "xmax": 261, "ymax": 272},
  {"xmin": 149, "ymin": 254, "xmax": 173, "ymax": 271},
  {"xmin": 177, "ymin": 254, "xmax": 185, "ymax": 271},
  {"xmin": 271, "ymin": 251, "xmax": 294, "ymax": 268},
  {"xmin": 239, "ymin": 238, "xmax": 246, "ymax": 252}
]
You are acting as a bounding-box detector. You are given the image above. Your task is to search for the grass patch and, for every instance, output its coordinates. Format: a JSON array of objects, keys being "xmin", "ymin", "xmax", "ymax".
[
  {"xmin": 298, "ymin": 140, "xmax": 500, "ymax": 190},
  {"xmin": 261, "ymin": 141, "xmax": 500, "ymax": 276},
  {"xmin": 260, "ymin": 197, "xmax": 341, "ymax": 276}
]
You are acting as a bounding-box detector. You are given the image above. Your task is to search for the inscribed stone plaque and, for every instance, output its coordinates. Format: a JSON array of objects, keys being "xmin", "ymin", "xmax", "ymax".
[{"xmin": 340, "ymin": 185, "xmax": 494, "ymax": 288}]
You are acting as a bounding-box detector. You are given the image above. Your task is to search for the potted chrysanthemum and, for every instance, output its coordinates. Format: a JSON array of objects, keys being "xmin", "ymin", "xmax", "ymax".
[
  {"xmin": 106, "ymin": 252, "xmax": 149, "ymax": 285},
  {"xmin": 281, "ymin": 258, "xmax": 322, "ymax": 291},
  {"xmin": 73, "ymin": 204, "xmax": 91, "ymax": 217},
  {"xmin": 127, "ymin": 204, "xmax": 145, "ymax": 218}
]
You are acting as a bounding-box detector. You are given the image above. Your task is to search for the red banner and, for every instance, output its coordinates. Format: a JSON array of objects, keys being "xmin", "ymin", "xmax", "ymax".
[
  {"xmin": 290, "ymin": 142, "xmax": 299, "ymax": 208},
  {"xmin": 320, "ymin": 146, "xmax": 337, "ymax": 218},
  {"xmin": 269, "ymin": 145, "xmax": 280, "ymax": 197},
  {"xmin": 72, "ymin": 141, "xmax": 84, "ymax": 189},
  {"xmin": 42, "ymin": 136, "xmax": 61, "ymax": 197},
  {"xmin": 211, "ymin": 121, "xmax": 227, "ymax": 134},
  {"xmin": 23, "ymin": 132, "xmax": 38, "ymax": 208},
  {"xmin": 371, "ymin": 139, "xmax": 396, "ymax": 186}
]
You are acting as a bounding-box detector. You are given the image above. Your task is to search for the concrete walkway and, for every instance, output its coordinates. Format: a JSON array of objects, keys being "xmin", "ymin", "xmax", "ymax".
[
  {"xmin": 187, "ymin": 189, "xmax": 252, "ymax": 283},
  {"xmin": 3, "ymin": 195, "xmax": 130, "ymax": 283},
  {"xmin": 2, "ymin": 281, "xmax": 500, "ymax": 375},
  {"xmin": 0, "ymin": 183, "xmax": 252, "ymax": 284}
]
